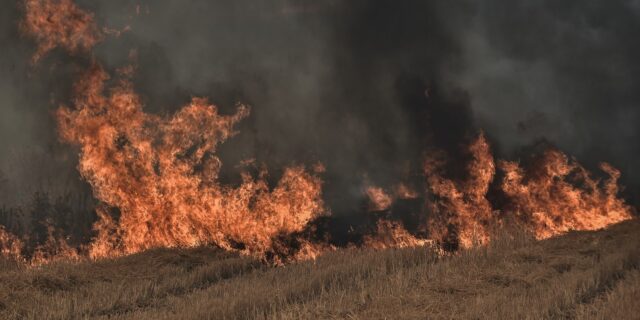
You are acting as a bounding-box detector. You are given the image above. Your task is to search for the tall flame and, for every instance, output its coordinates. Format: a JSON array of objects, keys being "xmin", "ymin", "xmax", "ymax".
[
  {"xmin": 56, "ymin": 64, "xmax": 325, "ymax": 259},
  {"xmin": 424, "ymin": 134, "xmax": 632, "ymax": 249},
  {"xmin": 425, "ymin": 134, "xmax": 496, "ymax": 249},
  {"xmin": 2, "ymin": 0, "xmax": 633, "ymax": 265}
]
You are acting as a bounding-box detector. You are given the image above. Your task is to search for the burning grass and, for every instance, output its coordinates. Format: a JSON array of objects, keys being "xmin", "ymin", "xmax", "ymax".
[
  {"xmin": 4, "ymin": 0, "xmax": 632, "ymax": 266},
  {"xmin": 0, "ymin": 218, "xmax": 637, "ymax": 319},
  {"xmin": 1, "ymin": 62, "xmax": 630, "ymax": 265},
  {"xmin": 5, "ymin": 1, "xmax": 639, "ymax": 317}
]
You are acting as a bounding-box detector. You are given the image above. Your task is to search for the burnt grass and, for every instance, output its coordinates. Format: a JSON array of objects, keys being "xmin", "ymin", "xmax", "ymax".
[{"xmin": 0, "ymin": 219, "xmax": 639, "ymax": 319}]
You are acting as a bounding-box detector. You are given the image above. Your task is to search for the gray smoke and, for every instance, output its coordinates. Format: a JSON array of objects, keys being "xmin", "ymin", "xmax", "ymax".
[{"xmin": 456, "ymin": 0, "xmax": 640, "ymax": 203}]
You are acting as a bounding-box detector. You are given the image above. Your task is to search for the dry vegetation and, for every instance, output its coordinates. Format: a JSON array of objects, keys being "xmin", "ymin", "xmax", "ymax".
[{"xmin": 0, "ymin": 219, "xmax": 638, "ymax": 320}]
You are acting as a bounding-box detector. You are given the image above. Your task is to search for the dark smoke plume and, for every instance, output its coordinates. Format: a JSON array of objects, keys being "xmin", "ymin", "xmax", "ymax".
[{"xmin": 1, "ymin": 0, "xmax": 639, "ymax": 214}]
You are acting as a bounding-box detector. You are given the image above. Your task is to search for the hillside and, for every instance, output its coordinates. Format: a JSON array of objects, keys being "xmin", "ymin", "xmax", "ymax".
[{"xmin": 1, "ymin": 219, "xmax": 639, "ymax": 320}]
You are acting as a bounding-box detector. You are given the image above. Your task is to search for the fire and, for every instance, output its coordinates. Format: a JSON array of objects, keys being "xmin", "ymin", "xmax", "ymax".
[
  {"xmin": 499, "ymin": 150, "xmax": 633, "ymax": 239},
  {"xmin": 56, "ymin": 64, "xmax": 325, "ymax": 260},
  {"xmin": 29, "ymin": 226, "xmax": 81, "ymax": 265},
  {"xmin": 0, "ymin": 227, "xmax": 23, "ymax": 260},
  {"xmin": 2, "ymin": 0, "xmax": 633, "ymax": 265},
  {"xmin": 424, "ymin": 134, "xmax": 496, "ymax": 249},
  {"xmin": 20, "ymin": 0, "xmax": 103, "ymax": 62},
  {"xmin": 366, "ymin": 187, "xmax": 393, "ymax": 211},
  {"xmin": 366, "ymin": 184, "xmax": 419, "ymax": 212},
  {"xmin": 1, "ymin": 221, "xmax": 81, "ymax": 266},
  {"xmin": 423, "ymin": 134, "xmax": 633, "ymax": 249},
  {"xmin": 394, "ymin": 183, "xmax": 419, "ymax": 199},
  {"xmin": 363, "ymin": 220, "xmax": 431, "ymax": 250}
]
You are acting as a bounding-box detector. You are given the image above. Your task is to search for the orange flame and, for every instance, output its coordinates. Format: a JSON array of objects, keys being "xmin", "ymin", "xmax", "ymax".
[
  {"xmin": 56, "ymin": 64, "xmax": 325, "ymax": 260},
  {"xmin": 6, "ymin": 0, "xmax": 634, "ymax": 265},
  {"xmin": 21, "ymin": 0, "xmax": 103, "ymax": 62},
  {"xmin": 425, "ymin": 133, "xmax": 496, "ymax": 249},
  {"xmin": 499, "ymin": 150, "xmax": 632, "ymax": 239},
  {"xmin": 394, "ymin": 183, "xmax": 419, "ymax": 199},
  {"xmin": 363, "ymin": 220, "xmax": 431, "ymax": 250},
  {"xmin": 424, "ymin": 134, "xmax": 632, "ymax": 249},
  {"xmin": 366, "ymin": 186, "xmax": 393, "ymax": 211},
  {"xmin": 0, "ymin": 226, "xmax": 23, "ymax": 260},
  {"xmin": 366, "ymin": 183, "xmax": 419, "ymax": 212},
  {"xmin": 29, "ymin": 226, "xmax": 81, "ymax": 265}
]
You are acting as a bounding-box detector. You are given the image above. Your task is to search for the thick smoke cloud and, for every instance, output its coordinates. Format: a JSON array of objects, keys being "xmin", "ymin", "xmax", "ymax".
[
  {"xmin": 1, "ymin": 0, "xmax": 639, "ymax": 211},
  {"xmin": 90, "ymin": 0, "xmax": 478, "ymax": 215},
  {"xmin": 454, "ymin": 0, "xmax": 640, "ymax": 203},
  {"xmin": 0, "ymin": 0, "xmax": 90, "ymax": 205}
]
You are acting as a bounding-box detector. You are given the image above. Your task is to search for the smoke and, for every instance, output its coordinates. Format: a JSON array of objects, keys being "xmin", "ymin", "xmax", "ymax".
[
  {"xmin": 1, "ymin": 0, "xmax": 639, "ymax": 211},
  {"xmin": 0, "ymin": 0, "xmax": 91, "ymax": 205},
  {"xmin": 454, "ymin": 1, "xmax": 640, "ymax": 202},
  {"xmin": 87, "ymin": 0, "xmax": 479, "ymax": 215}
]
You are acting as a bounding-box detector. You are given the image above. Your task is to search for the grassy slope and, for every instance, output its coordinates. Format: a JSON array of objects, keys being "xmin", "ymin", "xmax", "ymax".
[{"xmin": 0, "ymin": 219, "xmax": 639, "ymax": 320}]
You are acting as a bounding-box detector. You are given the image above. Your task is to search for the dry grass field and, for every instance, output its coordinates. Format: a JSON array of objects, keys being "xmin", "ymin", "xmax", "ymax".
[{"xmin": 0, "ymin": 219, "xmax": 638, "ymax": 320}]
